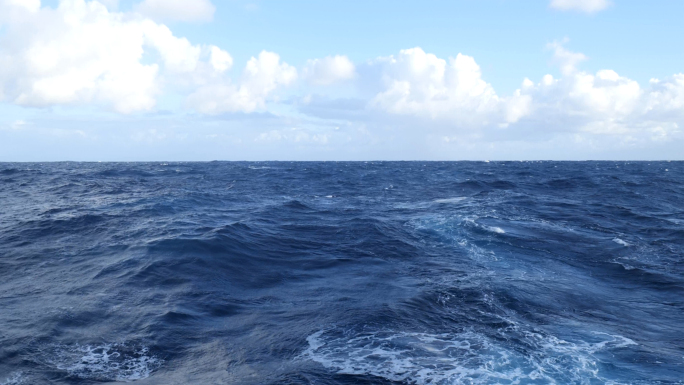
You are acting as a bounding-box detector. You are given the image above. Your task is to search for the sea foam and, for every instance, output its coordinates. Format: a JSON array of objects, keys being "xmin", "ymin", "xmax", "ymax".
[
  {"xmin": 613, "ymin": 238, "xmax": 630, "ymax": 247},
  {"xmin": 303, "ymin": 329, "xmax": 636, "ymax": 384},
  {"xmin": 35, "ymin": 343, "xmax": 162, "ymax": 382}
]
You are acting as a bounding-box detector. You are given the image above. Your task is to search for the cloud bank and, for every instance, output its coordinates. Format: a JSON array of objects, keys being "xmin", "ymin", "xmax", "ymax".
[
  {"xmin": 0, "ymin": 0, "xmax": 682, "ymax": 158},
  {"xmin": 360, "ymin": 43, "xmax": 682, "ymax": 142}
]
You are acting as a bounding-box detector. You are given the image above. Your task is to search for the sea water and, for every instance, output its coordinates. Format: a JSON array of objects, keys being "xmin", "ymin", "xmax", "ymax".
[{"xmin": 0, "ymin": 162, "xmax": 682, "ymax": 384}]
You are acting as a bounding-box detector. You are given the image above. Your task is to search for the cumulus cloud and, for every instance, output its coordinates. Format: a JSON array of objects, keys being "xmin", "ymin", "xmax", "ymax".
[
  {"xmin": 187, "ymin": 51, "xmax": 297, "ymax": 114},
  {"xmin": 366, "ymin": 47, "xmax": 530, "ymax": 127},
  {"xmin": 0, "ymin": 0, "xmax": 293, "ymax": 114},
  {"xmin": 134, "ymin": 0, "xmax": 215, "ymax": 23},
  {"xmin": 98, "ymin": 0, "xmax": 117, "ymax": 10},
  {"xmin": 303, "ymin": 55, "xmax": 356, "ymax": 86},
  {"xmin": 0, "ymin": 0, "xmax": 681, "ymax": 151},
  {"xmin": 518, "ymin": 70, "xmax": 642, "ymax": 134},
  {"xmin": 0, "ymin": 0, "xmax": 162, "ymax": 113},
  {"xmin": 646, "ymin": 75, "xmax": 684, "ymax": 114},
  {"xmin": 209, "ymin": 46, "xmax": 233, "ymax": 73},
  {"xmin": 511, "ymin": 44, "xmax": 682, "ymax": 140},
  {"xmin": 350, "ymin": 44, "xmax": 683, "ymax": 143},
  {"xmin": 3, "ymin": 0, "xmax": 40, "ymax": 12},
  {"xmin": 550, "ymin": 0, "xmax": 612, "ymax": 14}
]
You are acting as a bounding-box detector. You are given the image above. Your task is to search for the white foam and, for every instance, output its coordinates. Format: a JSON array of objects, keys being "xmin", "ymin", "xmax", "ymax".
[
  {"xmin": 613, "ymin": 238, "xmax": 630, "ymax": 247},
  {"xmin": 303, "ymin": 329, "xmax": 636, "ymax": 384},
  {"xmin": 433, "ymin": 197, "xmax": 467, "ymax": 204},
  {"xmin": 1, "ymin": 372, "xmax": 24, "ymax": 385},
  {"xmin": 38, "ymin": 343, "xmax": 162, "ymax": 382},
  {"xmin": 487, "ymin": 226, "xmax": 505, "ymax": 234},
  {"xmin": 409, "ymin": 216, "xmax": 500, "ymax": 263}
]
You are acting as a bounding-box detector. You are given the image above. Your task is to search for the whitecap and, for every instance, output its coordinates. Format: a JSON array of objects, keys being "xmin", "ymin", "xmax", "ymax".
[
  {"xmin": 303, "ymin": 329, "xmax": 636, "ymax": 384},
  {"xmin": 613, "ymin": 238, "xmax": 629, "ymax": 247},
  {"xmin": 487, "ymin": 226, "xmax": 505, "ymax": 234},
  {"xmin": 1, "ymin": 372, "xmax": 24, "ymax": 385},
  {"xmin": 433, "ymin": 197, "xmax": 467, "ymax": 204},
  {"xmin": 35, "ymin": 343, "xmax": 162, "ymax": 382}
]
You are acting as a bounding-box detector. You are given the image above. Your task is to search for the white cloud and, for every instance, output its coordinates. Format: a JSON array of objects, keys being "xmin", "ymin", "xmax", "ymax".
[
  {"xmin": 256, "ymin": 128, "xmax": 330, "ymax": 144},
  {"xmin": 98, "ymin": 0, "xmax": 117, "ymax": 10},
  {"xmin": 646, "ymin": 75, "xmax": 684, "ymax": 116},
  {"xmin": 550, "ymin": 0, "xmax": 612, "ymax": 14},
  {"xmin": 355, "ymin": 44, "xmax": 683, "ymax": 144},
  {"xmin": 0, "ymin": 0, "xmax": 264, "ymax": 114},
  {"xmin": 303, "ymin": 55, "xmax": 356, "ymax": 86},
  {"xmin": 134, "ymin": 0, "xmax": 215, "ymax": 23},
  {"xmin": 187, "ymin": 51, "xmax": 297, "ymax": 114},
  {"xmin": 514, "ymin": 43, "xmax": 683, "ymax": 140},
  {"xmin": 1, "ymin": 119, "xmax": 29, "ymax": 131},
  {"xmin": 519, "ymin": 69, "xmax": 642, "ymax": 134},
  {"xmin": 548, "ymin": 40, "xmax": 587, "ymax": 75},
  {"xmin": 367, "ymin": 47, "xmax": 529, "ymax": 127},
  {"xmin": 209, "ymin": 46, "xmax": 233, "ymax": 73},
  {"xmin": 0, "ymin": 1, "xmax": 681, "ymax": 155},
  {"xmin": 0, "ymin": 0, "xmax": 161, "ymax": 113},
  {"xmin": 2, "ymin": 0, "xmax": 40, "ymax": 13}
]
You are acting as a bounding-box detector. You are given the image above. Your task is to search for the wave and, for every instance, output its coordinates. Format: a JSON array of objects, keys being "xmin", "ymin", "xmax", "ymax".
[
  {"xmin": 1, "ymin": 161, "xmax": 683, "ymax": 383},
  {"xmin": 0, "ymin": 372, "xmax": 24, "ymax": 385},
  {"xmin": 613, "ymin": 238, "xmax": 630, "ymax": 246},
  {"xmin": 303, "ymin": 328, "xmax": 636, "ymax": 384},
  {"xmin": 30, "ymin": 343, "xmax": 162, "ymax": 382},
  {"xmin": 433, "ymin": 197, "xmax": 468, "ymax": 204}
]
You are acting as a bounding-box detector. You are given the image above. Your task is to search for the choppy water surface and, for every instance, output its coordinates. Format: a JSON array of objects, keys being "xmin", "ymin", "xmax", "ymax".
[{"xmin": 1, "ymin": 162, "xmax": 683, "ymax": 384}]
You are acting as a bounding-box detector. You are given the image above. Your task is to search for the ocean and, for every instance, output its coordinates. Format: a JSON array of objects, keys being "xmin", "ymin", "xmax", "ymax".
[{"xmin": 0, "ymin": 161, "xmax": 682, "ymax": 384}]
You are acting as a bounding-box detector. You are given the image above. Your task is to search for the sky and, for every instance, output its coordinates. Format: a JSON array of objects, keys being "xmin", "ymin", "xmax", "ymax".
[{"xmin": 0, "ymin": 0, "xmax": 683, "ymax": 161}]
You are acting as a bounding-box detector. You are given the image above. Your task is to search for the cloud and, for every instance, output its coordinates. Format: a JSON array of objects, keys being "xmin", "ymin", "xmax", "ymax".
[
  {"xmin": 255, "ymin": 128, "xmax": 331, "ymax": 144},
  {"xmin": 511, "ymin": 43, "xmax": 682, "ymax": 140},
  {"xmin": 3, "ymin": 0, "xmax": 40, "ymax": 12},
  {"xmin": 98, "ymin": 0, "xmax": 118, "ymax": 10},
  {"xmin": 303, "ymin": 55, "xmax": 356, "ymax": 86},
  {"xmin": 1, "ymin": 119, "xmax": 29, "ymax": 131},
  {"xmin": 646, "ymin": 75, "xmax": 684, "ymax": 116},
  {"xmin": 548, "ymin": 40, "xmax": 587, "ymax": 75},
  {"xmin": 209, "ymin": 46, "xmax": 233, "ymax": 73},
  {"xmin": 0, "ymin": 0, "xmax": 268, "ymax": 114},
  {"xmin": 0, "ymin": 1, "xmax": 681, "ymax": 156},
  {"xmin": 187, "ymin": 51, "xmax": 297, "ymax": 114},
  {"xmin": 134, "ymin": 0, "xmax": 215, "ymax": 23},
  {"xmin": 366, "ymin": 47, "xmax": 530, "ymax": 127},
  {"xmin": 549, "ymin": 0, "xmax": 612, "ymax": 14},
  {"xmin": 0, "ymin": 0, "xmax": 161, "ymax": 113},
  {"xmin": 329, "ymin": 44, "xmax": 682, "ymax": 145},
  {"xmin": 517, "ymin": 70, "xmax": 643, "ymax": 134}
]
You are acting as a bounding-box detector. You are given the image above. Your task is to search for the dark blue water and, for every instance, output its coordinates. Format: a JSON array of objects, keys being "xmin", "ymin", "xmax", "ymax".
[{"xmin": 1, "ymin": 162, "xmax": 683, "ymax": 384}]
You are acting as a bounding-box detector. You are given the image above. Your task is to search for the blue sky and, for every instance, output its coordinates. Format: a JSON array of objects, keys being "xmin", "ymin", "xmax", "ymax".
[{"xmin": 1, "ymin": 0, "xmax": 683, "ymax": 160}]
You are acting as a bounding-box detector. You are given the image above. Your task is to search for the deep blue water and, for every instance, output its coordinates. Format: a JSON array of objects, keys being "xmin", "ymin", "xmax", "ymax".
[{"xmin": 1, "ymin": 162, "xmax": 683, "ymax": 384}]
